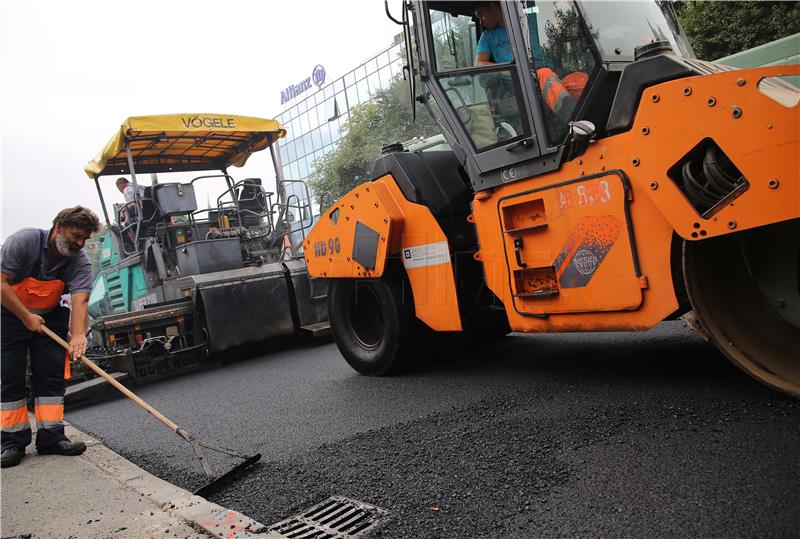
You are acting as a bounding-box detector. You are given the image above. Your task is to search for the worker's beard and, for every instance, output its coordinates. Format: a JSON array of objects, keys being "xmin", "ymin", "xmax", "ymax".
[{"xmin": 54, "ymin": 232, "xmax": 81, "ymax": 257}]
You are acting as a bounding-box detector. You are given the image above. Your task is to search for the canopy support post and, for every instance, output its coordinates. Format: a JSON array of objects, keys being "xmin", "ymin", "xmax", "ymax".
[
  {"xmin": 94, "ymin": 177, "xmax": 111, "ymax": 227},
  {"xmin": 125, "ymin": 143, "xmax": 143, "ymax": 252},
  {"xmin": 269, "ymin": 137, "xmax": 285, "ymax": 199},
  {"xmin": 269, "ymin": 139, "xmax": 287, "ymax": 240}
]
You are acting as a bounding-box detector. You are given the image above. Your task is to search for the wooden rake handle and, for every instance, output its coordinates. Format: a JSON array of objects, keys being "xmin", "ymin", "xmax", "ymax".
[
  {"xmin": 41, "ymin": 325, "xmax": 181, "ymax": 433},
  {"xmin": 43, "ymin": 326, "xmax": 258, "ymax": 484}
]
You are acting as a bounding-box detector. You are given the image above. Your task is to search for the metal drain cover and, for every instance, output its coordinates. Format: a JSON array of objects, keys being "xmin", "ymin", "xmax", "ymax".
[{"xmin": 269, "ymin": 496, "xmax": 389, "ymax": 538}]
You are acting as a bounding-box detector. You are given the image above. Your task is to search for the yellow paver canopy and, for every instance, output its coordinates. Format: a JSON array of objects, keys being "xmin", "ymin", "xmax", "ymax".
[{"xmin": 85, "ymin": 114, "xmax": 286, "ymax": 178}]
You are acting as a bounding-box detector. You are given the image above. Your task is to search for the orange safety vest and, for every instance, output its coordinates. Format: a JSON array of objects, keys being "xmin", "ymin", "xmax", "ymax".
[
  {"xmin": 562, "ymin": 71, "xmax": 589, "ymax": 100},
  {"xmin": 10, "ymin": 276, "xmax": 72, "ymax": 379},
  {"xmin": 11, "ymin": 277, "xmax": 65, "ymax": 314},
  {"xmin": 537, "ymin": 67, "xmax": 572, "ymax": 114},
  {"xmin": 537, "ymin": 68, "xmax": 588, "ymax": 113}
]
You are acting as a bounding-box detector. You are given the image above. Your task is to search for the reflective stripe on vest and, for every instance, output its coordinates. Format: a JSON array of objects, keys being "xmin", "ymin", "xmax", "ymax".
[
  {"xmin": 537, "ymin": 67, "xmax": 573, "ymax": 115},
  {"xmin": 1, "ymin": 399, "xmax": 29, "ymax": 433},
  {"xmin": 10, "ymin": 276, "xmax": 65, "ymax": 314}
]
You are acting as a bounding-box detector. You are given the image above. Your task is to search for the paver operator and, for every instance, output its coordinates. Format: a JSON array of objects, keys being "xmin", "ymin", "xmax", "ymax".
[{"xmin": 1, "ymin": 206, "xmax": 100, "ymax": 468}]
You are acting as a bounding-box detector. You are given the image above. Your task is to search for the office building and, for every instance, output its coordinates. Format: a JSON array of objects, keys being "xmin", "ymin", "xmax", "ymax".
[{"xmin": 274, "ymin": 39, "xmax": 406, "ymax": 210}]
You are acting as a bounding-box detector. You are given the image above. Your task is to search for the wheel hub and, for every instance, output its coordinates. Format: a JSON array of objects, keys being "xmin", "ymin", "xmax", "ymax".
[{"xmin": 347, "ymin": 284, "xmax": 385, "ymax": 350}]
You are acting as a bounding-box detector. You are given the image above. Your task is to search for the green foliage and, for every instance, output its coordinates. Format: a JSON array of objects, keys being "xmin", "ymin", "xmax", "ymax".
[
  {"xmin": 675, "ymin": 1, "xmax": 800, "ymax": 60},
  {"xmin": 433, "ymin": 19, "xmax": 472, "ymax": 70},
  {"xmin": 542, "ymin": 4, "xmax": 596, "ymax": 75},
  {"xmin": 308, "ymin": 75, "xmax": 440, "ymax": 209}
]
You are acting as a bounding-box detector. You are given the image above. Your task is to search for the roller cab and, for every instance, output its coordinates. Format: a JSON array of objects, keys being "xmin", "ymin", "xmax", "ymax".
[{"xmin": 306, "ymin": 1, "xmax": 799, "ymax": 396}]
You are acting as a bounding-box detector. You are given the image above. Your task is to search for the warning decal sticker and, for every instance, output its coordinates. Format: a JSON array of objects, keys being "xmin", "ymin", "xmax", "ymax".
[
  {"xmin": 552, "ymin": 215, "xmax": 622, "ymax": 288},
  {"xmin": 401, "ymin": 241, "xmax": 451, "ymax": 270}
]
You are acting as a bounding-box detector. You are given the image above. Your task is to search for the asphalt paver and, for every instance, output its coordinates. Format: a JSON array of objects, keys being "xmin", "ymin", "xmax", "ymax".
[{"xmin": 68, "ymin": 322, "xmax": 800, "ymax": 537}]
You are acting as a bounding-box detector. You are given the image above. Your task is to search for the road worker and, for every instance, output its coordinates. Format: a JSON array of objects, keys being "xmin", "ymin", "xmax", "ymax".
[
  {"xmin": 474, "ymin": 1, "xmax": 585, "ymax": 121},
  {"xmin": 115, "ymin": 177, "xmax": 145, "ymax": 225},
  {"xmin": 1, "ymin": 206, "xmax": 100, "ymax": 468},
  {"xmin": 115, "ymin": 177, "xmax": 146, "ymax": 247}
]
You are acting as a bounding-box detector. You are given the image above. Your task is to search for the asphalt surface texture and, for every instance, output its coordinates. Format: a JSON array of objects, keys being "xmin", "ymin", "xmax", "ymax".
[{"xmin": 68, "ymin": 321, "xmax": 800, "ymax": 538}]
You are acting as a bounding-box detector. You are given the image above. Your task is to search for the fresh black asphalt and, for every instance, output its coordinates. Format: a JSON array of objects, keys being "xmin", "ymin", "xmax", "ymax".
[{"xmin": 68, "ymin": 322, "xmax": 800, "ymax": 537}]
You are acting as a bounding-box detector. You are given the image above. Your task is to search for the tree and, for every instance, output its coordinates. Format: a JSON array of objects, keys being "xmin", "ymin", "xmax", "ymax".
[
  {"xmin": 308, "ymin": 75, "xmax": 441, "ymax": 210},
  {"xmin": 542, "ymin": 3, "xmax": 596, "ymax": 74},
  {"xmin": 675, "ymin": 1, "xmax": 800, "ymax": 60}
]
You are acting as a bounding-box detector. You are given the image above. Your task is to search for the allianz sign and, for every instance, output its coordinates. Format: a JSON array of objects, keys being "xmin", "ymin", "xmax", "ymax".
[{"xmin": 281, "ymin": 65, "xmax": 326, "ymax": 105}]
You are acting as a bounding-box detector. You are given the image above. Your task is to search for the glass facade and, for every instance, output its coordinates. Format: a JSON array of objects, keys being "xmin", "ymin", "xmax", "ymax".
[{"xmin": 274, "ymin": 40, "xmax": 405, "ymax": 213}]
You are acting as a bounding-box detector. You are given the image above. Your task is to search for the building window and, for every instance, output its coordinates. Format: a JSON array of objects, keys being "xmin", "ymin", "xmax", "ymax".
[
  {"xmin": 321, "ymin": 123, "xmax": 333, "ymax": 147},
  {"xmin": 377, "ymin": 51, "xmax": 390, "ymax": 69},
  {"xmin": 301, "ymin": 133, "xmax": 313, "ymax": 156},
  {"xmin": 334, "ymin": 78, "xmax": 345, "ymax": 94},
  {"xmin": 298, "ymin": 158, "xmax": 309, "ymax": 178},
  {"xmin": 367, "ymin": 72, "xmax": 381, "ymax": 95},
  {"xmin": 357, "ymin": 78, "xmax": 369, "ymax": 101},
  {"xmin": 367, "ymin": 58, "xmax": 379, "ymax": 74},
  {"xmin": 335, "ymin": 91, "xmax": 347, "ymax": 114},
  {"xmin": 328, "ymin": 118, "xmax": 341, "ymax": 140},
  {"xmin": 390, "ymin": 59, "xmax": 403, "ymax": 79},
  {"xmin": 307, "ymin": 107, "xmax": 320, "ymax": 131},
  {"xmin": 379, "ymin": 66, "xmax": 393, "ymax": 89},
  {"xmin": 326, "ymin": 97, "xmax": 343, "ymax": 122},
  {"xmin": 311, "ymin": 127, "xmax": 323, "ymax": 150},
  {"xmin": 346, "ymin": 84, "xmax": 360, "ymax": 108}
]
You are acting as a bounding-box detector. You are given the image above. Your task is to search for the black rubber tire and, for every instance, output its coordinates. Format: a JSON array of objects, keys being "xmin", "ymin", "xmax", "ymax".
[{"xmin": 328, "ymin": 276, "xmax": 414, "ymax": 376}]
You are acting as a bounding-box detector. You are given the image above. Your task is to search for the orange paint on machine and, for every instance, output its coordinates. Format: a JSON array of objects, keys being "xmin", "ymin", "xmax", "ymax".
[{"xmin": 304, "ymin": 1, "xmax": 799, "ymax": 397}]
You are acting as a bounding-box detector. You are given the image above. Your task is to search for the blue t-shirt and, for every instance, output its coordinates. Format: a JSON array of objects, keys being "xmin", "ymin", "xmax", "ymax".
[{"xmin": 476, "ymin": 27, "xmax": 513, "ymax": 64}]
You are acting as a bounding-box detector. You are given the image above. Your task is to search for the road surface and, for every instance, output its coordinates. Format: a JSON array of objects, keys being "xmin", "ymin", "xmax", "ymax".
[{"xmin": 68, "ymin": 322, "xmax": 800, "ymax": 537}]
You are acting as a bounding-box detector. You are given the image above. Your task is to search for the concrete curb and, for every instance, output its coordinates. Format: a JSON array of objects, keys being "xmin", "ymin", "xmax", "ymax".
[{"xmin": 66, "ymin": 423, "xmax": 283, "ymax": 539}]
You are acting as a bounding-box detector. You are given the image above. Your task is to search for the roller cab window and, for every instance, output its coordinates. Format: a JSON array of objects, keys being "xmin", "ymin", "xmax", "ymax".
[
  {"xmin": 426, "ymin": 3, "xmax": 532, "ymax": 152},
  {"xmin": 519, "ymin": 0, "xmax": 598, "ymax": 144}
]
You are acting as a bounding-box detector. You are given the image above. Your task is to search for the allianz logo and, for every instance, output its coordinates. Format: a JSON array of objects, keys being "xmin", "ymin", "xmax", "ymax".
[{"xmin": 281, "ymin": 65, "xmax": 326, "ymax": 105}]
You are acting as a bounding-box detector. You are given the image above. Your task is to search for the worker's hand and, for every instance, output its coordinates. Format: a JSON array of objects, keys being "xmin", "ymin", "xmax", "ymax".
[
  {"xmin": 23, "ymin": 313, "xmax": 45, "ymax": 333},
  {"xmin": 68, "ymin": 333, "xmax": 88, "ymax": 360}
]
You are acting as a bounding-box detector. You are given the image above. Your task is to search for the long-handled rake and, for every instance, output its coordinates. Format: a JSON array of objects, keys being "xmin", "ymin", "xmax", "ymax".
[{"xmin": 43, "ymin": 326, "xmax": 260, "ymax": 498}]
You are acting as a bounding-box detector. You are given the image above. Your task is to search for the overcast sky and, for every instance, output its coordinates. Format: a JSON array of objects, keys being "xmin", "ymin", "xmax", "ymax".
[{"xmin": 0, "ymin": 0, "xmax": 401, "ymax": 240}]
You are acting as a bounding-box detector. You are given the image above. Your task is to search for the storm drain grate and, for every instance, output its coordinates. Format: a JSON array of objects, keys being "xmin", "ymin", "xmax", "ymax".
[{"xmin": 269, "ymin": 496, "xmax": 389, "ymax": 538}]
